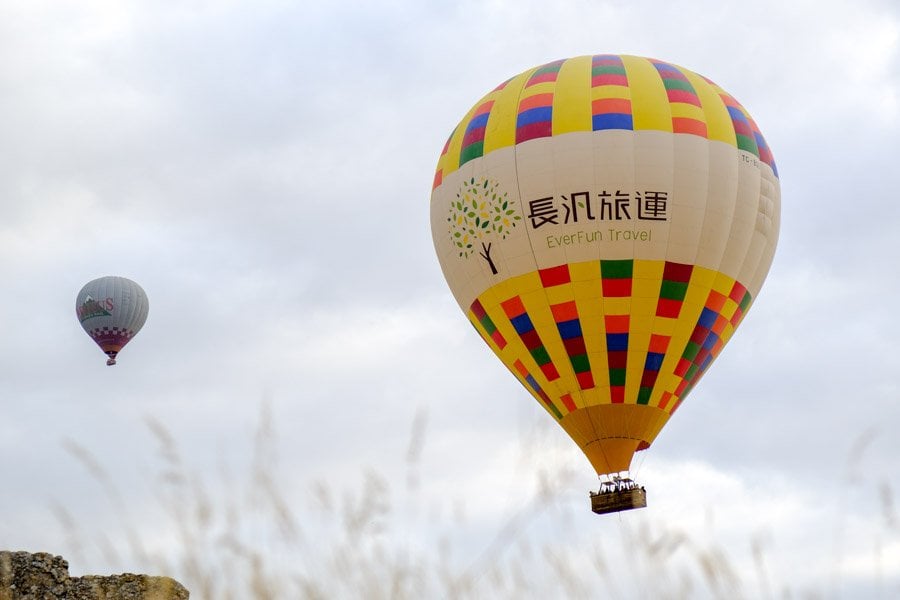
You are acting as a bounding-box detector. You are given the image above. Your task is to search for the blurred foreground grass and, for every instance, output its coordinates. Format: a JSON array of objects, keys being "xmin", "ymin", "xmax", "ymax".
[{"xmin": 51, "ymin": 403, "xmax": 897, "ymax": 600}]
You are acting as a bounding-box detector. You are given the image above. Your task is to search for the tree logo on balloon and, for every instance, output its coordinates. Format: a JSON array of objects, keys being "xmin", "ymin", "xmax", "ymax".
[{"xmin": 448, "ymin": 177, "xmax": 521, "ymax": 275}]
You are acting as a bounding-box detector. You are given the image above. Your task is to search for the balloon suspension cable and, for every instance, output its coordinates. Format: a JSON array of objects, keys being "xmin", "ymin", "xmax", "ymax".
[
  {"xmin": 589, "ymin": 472, "xmax": 647, "ymax": 515},
  {"xmin": 632, "ymin": 448, "xmax": 648, "ymax": 481}
]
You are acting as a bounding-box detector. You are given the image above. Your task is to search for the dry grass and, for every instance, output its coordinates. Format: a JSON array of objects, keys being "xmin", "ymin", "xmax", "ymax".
[{"xmin": 53, "ymin": 404, "xmax": 899, "ymax": 600}]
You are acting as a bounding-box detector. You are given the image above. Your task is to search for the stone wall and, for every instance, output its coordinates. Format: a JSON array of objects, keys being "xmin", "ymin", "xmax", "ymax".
[{"xmin": 0, "ymin": 552, "xmax": 188, "ymax": 600}]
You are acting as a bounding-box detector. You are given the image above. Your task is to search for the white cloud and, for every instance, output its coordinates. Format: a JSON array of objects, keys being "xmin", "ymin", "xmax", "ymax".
[{"xmin": 1, "ymin": 0, "xmax": 899, "ymax": 596}]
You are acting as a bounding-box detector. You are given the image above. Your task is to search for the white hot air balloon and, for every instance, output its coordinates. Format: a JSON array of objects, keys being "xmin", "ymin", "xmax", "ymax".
[{"xmin": 75, "ymin": 276, "xmax": 149, "ymax": 366}]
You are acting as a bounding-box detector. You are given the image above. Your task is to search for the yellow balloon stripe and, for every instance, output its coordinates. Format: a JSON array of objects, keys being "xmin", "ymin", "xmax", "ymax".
[
  {"xmin": 483, "ymin": 72, "xmax": 531, "ymax": 154},
  {"xmin": 553, "ymin": 55, "xmax": 592, "ymax": 135},
  {"xmin": 620, "ymin": 56, "xmax": 672, "ymax": 132},
  {"xmin": 685, "ymin": 71, "xmax": 735, "ymax": 145}
]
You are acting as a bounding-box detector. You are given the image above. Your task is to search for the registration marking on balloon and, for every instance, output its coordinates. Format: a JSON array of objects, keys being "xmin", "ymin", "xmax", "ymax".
[{"xmin": 431, "ymin": 54, "xmax": 779, "ymax": 477}]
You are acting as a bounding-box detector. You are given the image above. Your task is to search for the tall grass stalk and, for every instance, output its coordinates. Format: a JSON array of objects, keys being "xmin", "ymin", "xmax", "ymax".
[{"xmin": 55, "ymin": 402, "xmax": 898, "ymax": 599}]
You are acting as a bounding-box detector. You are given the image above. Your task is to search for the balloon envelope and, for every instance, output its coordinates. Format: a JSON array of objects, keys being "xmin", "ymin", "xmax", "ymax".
[
  {"xmin": 430, "ymin": 55, "xmax": 780, "ymax": 476},
  {"xmin": 76, "ymin": 276, "xmax": 149, "ymax": 365}
]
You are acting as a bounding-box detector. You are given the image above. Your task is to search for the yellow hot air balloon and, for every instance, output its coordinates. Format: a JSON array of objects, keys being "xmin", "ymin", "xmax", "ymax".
[{"xmin": 430, "ymin": 55, "xmax": 779, "ymax": 513}]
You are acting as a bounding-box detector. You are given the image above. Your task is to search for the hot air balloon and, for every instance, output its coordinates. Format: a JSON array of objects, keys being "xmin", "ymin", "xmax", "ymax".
[
  {"xmin": 430, "ymin": 55, "xmax": 779, "ymax": 513},
  {"xmin": 76, "ymin": 276, "xmax": 149, "ymax": 366}
]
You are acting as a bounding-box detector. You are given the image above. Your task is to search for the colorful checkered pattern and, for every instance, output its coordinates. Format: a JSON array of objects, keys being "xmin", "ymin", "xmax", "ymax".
[
  {"xmin": 461, "ymin": 100, "xmax": 494, "ymax": 165},
  {"xmin": 591, "ymin": 54, "xmax": 633, "ymax": 131},
  {"xmin": 538, "ymin": 265, "xmax": 595, "ymax": 390},
  {"xmin": 516, "ymin": 60, "xmax": 564, "ymax": 143},
  {"xmin": 663, "ymin": 280, "xmax": 751, "ymax": 412},
  {"xmin": 651, "ymin": 59, "xmax": 707, "ymax": 136},
  {"xmin": 551, "ymin": 300, "xmax": 594, "ymax": 390},
  {"xmin": 501, "ymin": 296, "xmax": 560, "ymax": 382},
  {"xmin": 467, "ymin": 259, "xmax": 752, "ymax": 420},
  {"xmin": 656, "ymin": 262, "xmax": 693, "ymax": 318},
  {"xmin": 721, "ymin": 92, "xmax": 759, "ymax": 156},
  {"xmin": 638, "ymin": 334, "xmax": 670, "ymax": 405},
  {"xmin": 470, "ymin": 298, "xmax": 507, "ymax": 349},
  {"xmin": 604, "ymin": 314, "xmax": 630, "ymax": 403},
  {"xmin": 600, "ymin": 259, "xmax": 632, "ymax": 297},
  {"xmin": 445, "ymin": 79, "xmax": 515, "ymax": 180},
  {"xmin": 433, "ymin": 54, "xmax": 779, "ymax": 184},
  {"xmin": 88, "ymin": 327, "xmax": 135, "ymax": 353},
  {"xmin": 513, "ymin": 359, "xmax": 562, "ymax": 419},
  {"xmin": 432, "ymin": 132, "xmax": 453, "ymax": 190}
]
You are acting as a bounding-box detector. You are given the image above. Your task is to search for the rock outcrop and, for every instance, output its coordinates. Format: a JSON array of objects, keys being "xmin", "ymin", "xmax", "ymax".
[{"xmin": 0, "ymin": 552, "xmax": 188, "ymax": 600}]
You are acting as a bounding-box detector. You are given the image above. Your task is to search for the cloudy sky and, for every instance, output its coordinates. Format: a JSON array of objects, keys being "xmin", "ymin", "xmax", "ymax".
[{"xmin": 1, "ymin": 0, "xmax": 899, "ymax": 597}]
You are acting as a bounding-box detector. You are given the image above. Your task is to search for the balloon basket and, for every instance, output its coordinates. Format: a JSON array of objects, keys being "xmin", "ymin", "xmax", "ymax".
[{"xmin": 590, "ymin": 478, "xmax": 647, "ymax": 515}]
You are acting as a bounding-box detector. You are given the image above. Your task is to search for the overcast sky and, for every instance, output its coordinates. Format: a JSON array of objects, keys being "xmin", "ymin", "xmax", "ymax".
[{"xmin": 1, "ymin": 0, "xmax": 899, "ymax": 597}]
